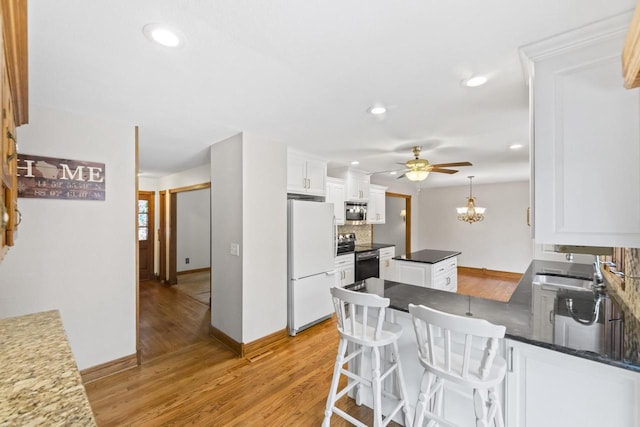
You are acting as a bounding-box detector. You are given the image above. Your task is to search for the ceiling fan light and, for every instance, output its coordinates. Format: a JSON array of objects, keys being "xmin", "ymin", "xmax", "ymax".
[{"xmin": 405, "ymin": 170, "xmax": 429, "ymax": 181}]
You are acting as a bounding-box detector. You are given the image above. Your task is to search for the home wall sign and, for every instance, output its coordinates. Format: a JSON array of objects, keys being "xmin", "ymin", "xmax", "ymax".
[{"xmin": 16, "ymin": 154, "xmax": 106, "ymax": 200}]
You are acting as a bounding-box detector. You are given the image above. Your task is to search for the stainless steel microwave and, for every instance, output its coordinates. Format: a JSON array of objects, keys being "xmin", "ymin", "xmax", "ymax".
[{"xmin": 345, "ymin": 202, "xmax": 367, "ymax": 225}]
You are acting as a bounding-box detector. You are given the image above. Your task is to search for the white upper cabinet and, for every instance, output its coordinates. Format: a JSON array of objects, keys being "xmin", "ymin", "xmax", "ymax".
[
  {"xmin": 521, "ymin": 12, "xmax": 640, "ymax": 247},
  {"xmin": 326, "ymin": 177, "xmax": 346, "ymax": 225},
  {"xmin": 329, "ymin": 167, "xmax": 370, "ymax": 202},
  {"xmin": 287, "ymin": 150, "xmax": 327, "ymax": 197},
  {"xmin": 367, "ymin": 184, "xmax": 386, "ymax": 224}
]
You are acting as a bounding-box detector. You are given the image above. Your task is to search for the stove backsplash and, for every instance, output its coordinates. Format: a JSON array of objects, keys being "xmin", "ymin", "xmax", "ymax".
[{"xmin": 338, "ymin": 224, "xmax": 371, "ymax": 245}]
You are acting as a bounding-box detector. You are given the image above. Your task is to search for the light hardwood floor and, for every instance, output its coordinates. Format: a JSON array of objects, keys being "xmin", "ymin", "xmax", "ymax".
[{"xmin": 86, "ymin": 272, "xmax": 520, "ymax": 426}]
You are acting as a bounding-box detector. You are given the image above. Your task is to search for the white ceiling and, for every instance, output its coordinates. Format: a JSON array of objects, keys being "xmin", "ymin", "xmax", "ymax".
[{"xmin": 28, "ymin": 0, "xmax": 635, "ymax": 187}]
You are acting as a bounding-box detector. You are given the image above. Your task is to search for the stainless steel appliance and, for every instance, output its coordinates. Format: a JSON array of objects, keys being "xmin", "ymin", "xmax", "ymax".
[
  {"xmin": 345, "ymin": 202, "xmax": 367, "ymax": 225},
  {"xmin": 355, "ymin": 249, "xmax": 380, "ymax": 281},
  {"xmin": 337, "ymin": 233, "xmax": 356, "ymax": 254}
]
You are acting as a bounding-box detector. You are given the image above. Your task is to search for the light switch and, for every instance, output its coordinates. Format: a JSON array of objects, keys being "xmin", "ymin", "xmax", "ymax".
[{"xmin": 230, "ymin": 243, "xmax": 240, "ymax": 256}]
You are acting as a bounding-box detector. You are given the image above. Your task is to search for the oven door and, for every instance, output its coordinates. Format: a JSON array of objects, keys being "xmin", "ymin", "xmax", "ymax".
[{"xmin": 355, "ymin": 250, "xmax": 380, "ymax": 281}]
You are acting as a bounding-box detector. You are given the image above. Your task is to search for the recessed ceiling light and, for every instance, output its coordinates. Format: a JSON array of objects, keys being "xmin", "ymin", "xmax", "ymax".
[
  {"xmin": 143, "ymin": 23, "xmax": 184, "ymax": 48},
  {"xmin": 351, "ymin": 161, "xmax": 360, "ymax": 165},
  {"xmin": 368, "ymin": 105, "xmax": 387, "ymax": 115},
  {"xmin": 463, "ymin": 76, "xmax": 488, "ymax": 87},
  {"xmin": 509, "ymin": 143, "xmax": 524, "ymax": 150},
  {"xmin": 389, "ymin": 171, "xmax": 397, "ymax": 175}
]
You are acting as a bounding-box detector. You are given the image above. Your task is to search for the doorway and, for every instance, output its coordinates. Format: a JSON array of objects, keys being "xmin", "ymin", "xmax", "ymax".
[
  {"xmin": 372, "ymin": 192, "xmax": 411, "ymax": 256},
  {"xmin": 138, "ymin": 191, "xmax": 155, "ymax": 281}
]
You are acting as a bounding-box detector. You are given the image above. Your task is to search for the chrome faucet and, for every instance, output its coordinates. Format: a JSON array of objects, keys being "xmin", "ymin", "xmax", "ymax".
[{"xmin": 593, "ymin": 256, "xmax": 616, "ymax": 287}]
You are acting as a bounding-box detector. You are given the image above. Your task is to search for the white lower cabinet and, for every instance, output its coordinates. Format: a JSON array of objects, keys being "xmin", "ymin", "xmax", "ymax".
[
  {"xmin": 334, "ymin": 253, "xmax": 354, "ymax": 287},
  {"xmin": 379, "ymin": 246, "xmax": 395, "ymax": 281},
  {"xmin": 505, "ymin": 339, "xmax": 640, "ymax": 427},
  {"xmin": 395, "ymin": 257, "xmax": 457, "ymax": 292}
]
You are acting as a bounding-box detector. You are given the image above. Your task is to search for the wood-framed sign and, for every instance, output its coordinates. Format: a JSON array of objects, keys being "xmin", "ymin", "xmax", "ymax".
[{"xmin": 16, "ymin": 154, "xmax": 106, "ymax": 201}]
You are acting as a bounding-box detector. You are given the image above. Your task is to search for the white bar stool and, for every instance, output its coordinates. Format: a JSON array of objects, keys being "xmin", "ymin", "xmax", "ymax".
[
  {"xmin": 408, "ymin": 304, "xmax": 506, "ymax": 427},
  {"xmin": 323, "ymin": 287, "xmax": 412, "ymax": 427}
]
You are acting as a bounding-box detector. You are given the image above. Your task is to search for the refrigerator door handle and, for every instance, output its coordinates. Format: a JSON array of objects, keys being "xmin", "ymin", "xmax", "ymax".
[{"xmin": 333, "ymin": 215, "xmax": 338, "ymax": 257}]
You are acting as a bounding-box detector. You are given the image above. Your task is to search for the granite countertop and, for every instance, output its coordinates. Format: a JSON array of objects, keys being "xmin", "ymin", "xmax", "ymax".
[
  {"xmin": 393, "ymin": 249, "xmax": 461, "ymax": 264},
  {"xmin": 346, "ymin": 259, "xmax": 640, "ymax": 373},
  {"xmin": 0, "ymin": 310, "xmax": 97, "ymax": 425},
  {"xmin": 354, "ymin": 243, "xmax": 395, "ymax": 252}
]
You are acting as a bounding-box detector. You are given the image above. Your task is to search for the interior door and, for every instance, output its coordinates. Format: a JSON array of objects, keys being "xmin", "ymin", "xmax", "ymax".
[{"xmin": 138, "ymin": 191, "xmax": 155, "ymax": 281}]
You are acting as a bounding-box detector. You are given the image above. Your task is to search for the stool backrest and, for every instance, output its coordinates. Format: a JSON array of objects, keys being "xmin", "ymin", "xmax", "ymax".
[
  {"xmin": 408, "ymin": 304, "xmax": 506, "ymax": 381},
  {"xmin": 330, "ymin": 287, "xmax": 390, "ymax": 341}
]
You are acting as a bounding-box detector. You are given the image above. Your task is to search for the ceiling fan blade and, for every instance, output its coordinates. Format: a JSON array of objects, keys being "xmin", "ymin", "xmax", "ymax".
[
  {"xmin": 396, "ymin": 162, "xmax": 409, "ymax": 166},
  {"xmin": 431, "ymin": 168, "xmax": 458, "ymax": 174},
  {"xmin": 431, "ymin": 161, "xmax": 472, "ymax": 168},
  {"xmin": 396, "ymin": 172, "xmax": 407, "ymax": 179},
  {"xmin": 369, "ymin": 168, "xmax": 405, "ymax": 175}
]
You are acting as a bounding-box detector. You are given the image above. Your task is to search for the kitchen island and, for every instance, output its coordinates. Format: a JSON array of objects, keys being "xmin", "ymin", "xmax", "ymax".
[
  {"xmin": 393, "ymin": 249, "xmax": 460, "ymax": 292},
  {"xmin": 344, "ymin": 260, "xmax": 640, "ymax": 426}
]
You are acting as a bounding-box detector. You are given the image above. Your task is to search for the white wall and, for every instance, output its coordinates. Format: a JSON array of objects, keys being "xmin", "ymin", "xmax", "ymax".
[
  {"xmin": 373, "ymin": 196, "xmax": 407, "ymax": 255},
  {"xmin": 0, "ymin": 105, "xmax": 136, "ymax": 369},
  {"xmin": 242, "ymin": 134, "xmax": 287, "ymax": 342},
  {"xmin": 158, "ymin": 164, "xmax": 210, "ymax": 189},
  {"xmin": 210, "ymin": 132, "xmax": 287, "ymax": 344},
  {"xmin": 372, "ymin": 178, "xmax": 420, "ymax": 252},
  {"xmin": 418, "ymin": 180, "xmax": 533, "ymax": 273},
  {"xmin": 211, "ymin": 134, "xmax": 243, "ymax": 341},
  {"xmin": 177, "ymin": 188, "xmax": 210, "ymax": 271}
]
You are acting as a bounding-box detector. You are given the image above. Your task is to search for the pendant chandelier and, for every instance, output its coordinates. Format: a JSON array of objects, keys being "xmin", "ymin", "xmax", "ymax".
[{"xmin": 457, "ymin": 176, "xmax": 486, "ymax": 224}]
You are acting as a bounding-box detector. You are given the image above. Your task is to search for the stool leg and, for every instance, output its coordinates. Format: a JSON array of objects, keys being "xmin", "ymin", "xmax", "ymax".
[
  {"xmin": 413, "ymin": 370, "xmax": 434, "ymax": 427},
  {"xmin": 371, "ymin": 346, "xmax": 383, "ymax": 427},
  {"xmin": 323, "ymin": 338, "xmax": 348, "ymax": 427},
  {"xmin": 356, "ymin": 342, "xmax": 365, "ymax": 405},
  {"xmin": 489, "ymin": 386, "xmax": 504, "ymax": 427},
  {"xmin": 391, "ymin": 341, "xmax": 412, "ymax": 426},
  {"xmin": 473, "ymin": 388, "xmax": 488, "ymax": 427}
]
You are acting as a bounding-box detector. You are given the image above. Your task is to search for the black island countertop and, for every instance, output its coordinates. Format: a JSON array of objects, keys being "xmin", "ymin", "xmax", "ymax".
[
  {"xmin": 393, "ymin": 249, "xmax": 461, "ymax": 264},
  {"xmin": 345, "ymin": 259, "xmax": 640, "ymax": 373}
]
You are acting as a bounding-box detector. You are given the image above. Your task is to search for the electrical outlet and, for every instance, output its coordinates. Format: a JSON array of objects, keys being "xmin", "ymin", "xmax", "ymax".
[
  {"xmin": 230, "ymin": 243, "xmax": 240, "ymax": 256},
  {"xmin": 185, "ymin": 258, "xmax": 190, "ymax": 264}
]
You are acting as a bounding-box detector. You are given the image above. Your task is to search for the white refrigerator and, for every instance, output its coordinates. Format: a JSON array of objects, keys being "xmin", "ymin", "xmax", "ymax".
[{"xmin": 288, "ymin": 199, "xmax": 337, "ymax": 336}]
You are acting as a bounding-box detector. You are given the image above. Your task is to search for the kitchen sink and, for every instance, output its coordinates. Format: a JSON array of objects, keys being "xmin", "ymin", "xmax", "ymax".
[{"xmin": 532, "ymin": 274, "xmax": 595, "ymax": 291}]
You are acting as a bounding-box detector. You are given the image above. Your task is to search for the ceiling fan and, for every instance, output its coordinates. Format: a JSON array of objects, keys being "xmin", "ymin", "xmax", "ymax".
[{"xmin": 396, "ymin": 146, "xmax": 472, "ymax": 181}]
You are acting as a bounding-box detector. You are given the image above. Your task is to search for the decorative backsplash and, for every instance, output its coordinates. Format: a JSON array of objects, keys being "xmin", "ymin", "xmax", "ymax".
[
  {"xmin": 607, "ymin": 248, "xmax": 640, "ymax": 322},
  {"xmin": 337, "ymin": 224, "xmax": 372, "ymax": 245}
]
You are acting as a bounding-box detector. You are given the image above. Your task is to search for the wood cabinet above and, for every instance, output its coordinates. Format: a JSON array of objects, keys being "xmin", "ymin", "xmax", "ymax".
[
  {"xmin": 0, "ymin": 0, "xmax": 27, "ymax": 263},
  {"xmin": 623, "ymin": 5, "xmax": 640, "ymax": 89}
]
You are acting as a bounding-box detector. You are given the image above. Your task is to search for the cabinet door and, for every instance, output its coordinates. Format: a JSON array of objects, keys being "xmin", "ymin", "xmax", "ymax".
[
  {"xmin": 305, "ymin": 159, "xmax": 327, "ymax": 196},
  {"xmin": 287, "ymin": 152, "xmax": 308, "ymax": 194},
  {"xmin": 379, "ymin": 258, "xmax": 395, "ymax": 281},
  {"xmin": 505, "ymin": 339, "xmax": 640, "ymax": 427},
  {"xmin": 346, "ymin": 170, "xmax": 370, "ymax": 201},
  {"xmin": 367, "ymin": 186, "xmax": 386, "ymax": 224},
  {"xmin": 326, "ymin": 180, "xmax": 345, "ymax": 225},
  {"xmin": 527, "ymin": 18, "xmax": 640, "ymax": 247},
  {"xmin": 343, "ymin": 265, "xmax": 354, "ymax": 286},
  {"xmin": 395, "ymin": 261, "xmax": 429, "ymax": 287}
]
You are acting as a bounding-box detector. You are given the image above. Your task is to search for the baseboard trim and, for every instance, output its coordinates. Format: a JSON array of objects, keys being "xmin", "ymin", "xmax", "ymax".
[
  {"xmin": 209, "ymin": 325, "xmax": 290, "ymax": 359},
  {"xmin": 243, "ymin": 328, "xmax": 289, "ymax": 360},
  {"xmin": 458, "ymin": 266, "xmax": 522, "ymax": 281},
  {"xmin": 80, "ymin": 353, "xmax": 138, "ymax": 384},
  {"xmin": 177, "ymin": 267, "xmax": 211, "ymax": 276},
  {"xmin": 210, "ymin": 325, "xmax": 243, "ymax": 357}
]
